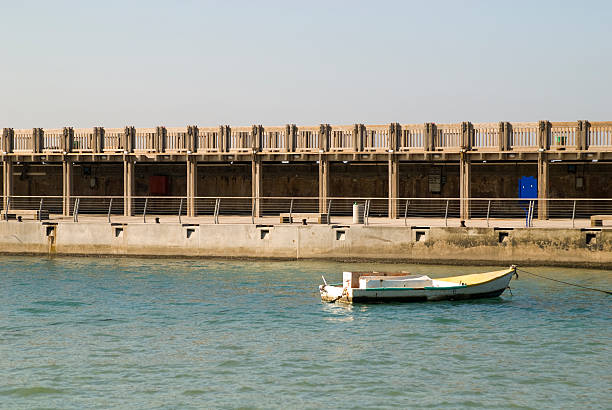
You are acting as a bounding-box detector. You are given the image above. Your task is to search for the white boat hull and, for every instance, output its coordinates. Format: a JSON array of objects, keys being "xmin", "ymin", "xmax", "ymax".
[{"xmin": 320, "ymin": 268, "xmax": 515, "ymax": 303}]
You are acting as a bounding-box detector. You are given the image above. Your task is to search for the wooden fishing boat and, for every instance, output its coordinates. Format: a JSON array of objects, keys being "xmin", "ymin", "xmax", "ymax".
[{"xmin": 319, "ymin": 265, "xmax": 517, "ymax": 303}]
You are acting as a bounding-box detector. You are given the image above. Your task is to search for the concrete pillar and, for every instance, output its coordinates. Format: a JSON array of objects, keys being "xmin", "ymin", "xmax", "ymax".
[
  {"xmin": 388, "ymin": 157, "xmax": 399, "ymax": 218},
  {"xmin": 123, "ymin": 158, "xmax": 134, "ymax": 216},
  {"xmin": 461, "ymin": 122, "xmax": 473, "ymax": 151},
  {"xmin": 2, "ymin": 159, "xmax": 13, "ymax": 210},
  {"xmin": 538, "ymin": 153, "xmax": 549, "ymax": 220},
  {"xmin": 319, "ymin": 124, "xmax": 330, "ymax": 152},
  {"xmin": 318, "ymin": 158, "xmax": 329, "ymax": 213},
  {"xmin": 499, "ymin": 122, "xmax": 511, "ymax": 151},
  {"xmin": 186, "ymin": 156, "xmax": 197, "ymax": 217},
  {"xmin": 538, "ymin": 120, "xmax": 551, "ymax": 150},
  {"xmin": 459, "ymin": 153, "xmax": 471, "ymax": 220},
  {"xmin": 577, "ymin": 120, "xmax": 589, "ymax": 151},
  {"xmin": 62, "ymin": 159, "xmax": 73, "ymax": 216},
  {"xmin": 251, "ymin": 159, "xmax": 261, "ymax": 217},
  {"xmin": 425, "ymin": 123, "xmax": 436, "ymax": 151},
  {"xmin": 2, "ymin": 128, "xmax": 13, "ymax": 154}
]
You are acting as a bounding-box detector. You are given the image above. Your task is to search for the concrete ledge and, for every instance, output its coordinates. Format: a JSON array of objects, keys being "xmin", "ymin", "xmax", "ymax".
[{"xmin": 0, "ymin": 221, "xmax": 610, "ymax": 268}]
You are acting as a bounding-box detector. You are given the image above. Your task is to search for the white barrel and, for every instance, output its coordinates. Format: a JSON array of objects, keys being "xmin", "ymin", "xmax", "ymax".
[{"xmin": 353, "ymin": 203, "xmax": 364, "ymax": 224}]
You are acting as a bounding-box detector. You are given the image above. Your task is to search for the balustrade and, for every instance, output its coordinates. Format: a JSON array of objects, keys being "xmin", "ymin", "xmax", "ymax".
[
  {"xmin": 228, "ymin": 127, "xmax": 253, "ymax": 152},
  {"xmin": 329, "ymin": 126, "xmax": 355, "ymax": 152},
  {"xmin": 587, "ymin": 122, "xmax": 612, "ymax": 148},
  {"xmin": 398, "ymin": 124, "xmax": 424, "ymax": 151},
  {"xmin": 134, "ymin": 128, "xmax": 156, "ymax": 152},
  {"xmin": 103, "ymin": 128, "xmax": 124, "ymax": 152},
  {"xmin": 165, "ymin": 127, "xmax": 188, "ymax": 153},
  {"xmin": 472, "ymin": 123, "xmax": 499, "ymax": 149},
  {"xmin": 295, "ymin": 126, "xmax": 320, "ymax": 152},
  {"xmin": 13, "ymin": 129, "xmax": 34, "ymax": 152},
  {"xmin": 550, "ymin": 122, "xmax": 577, "ymax": 149},
  {"xmin": 362, "ymin": 125, "xmax": 390, "ymax": 152},
  {"xmin": 42, "ymin": 129, "xmax": 63, "ymax": 152},
  {"xmin": 435, "ymin": 124, "xmax": 461, "ymax": 150},
  {"xmin": 261, "ymin": 127, "xmax": 287, "ymax": 152},
  {"xmin": 510, "ymin": 122, "xmax": 538, "ymax": 149},
  {"xmin": 72, "ymin": 128, "xmax": 94, "ymax": 152},
  {"xmin": 197, "ymin": 127, "xmax": 220, "ymax": 153}
]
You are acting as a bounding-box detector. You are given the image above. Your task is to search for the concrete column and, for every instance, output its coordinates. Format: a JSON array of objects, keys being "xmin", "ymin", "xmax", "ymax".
[
  {"xmin": 2, "ymin": 159, "xmax": 13, "ymax": 210},
  {"xmin": 538, "ymin": 153, "xmax": 549, "ymax": 220},
  {"xmin": 459, "ymin": 153, "xmax": 471, "ymax": 220},
  {"xmin": 251, "ymin": 159, "xmax": 261, "ymax": 217},
  {"xmin": 388, "ymin": 157, "xmax": 399, "ymax": 218},
  {"xmin": 62, "ymin": 159, "xmax": 73, "ymax": 216},
  {"xmin": 319, "ymin": 158, "xmax": 329, "ymax": 213},
  {"xmin": 186, "ymin": 156, "xmax": 197, "ymax": 217},
  {"xmin": 123, "ymin": 158, "xmax": 134, "ymax": 216}
]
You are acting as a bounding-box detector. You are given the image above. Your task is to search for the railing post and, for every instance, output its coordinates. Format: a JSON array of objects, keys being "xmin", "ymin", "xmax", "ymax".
[
  {"xmin": 214, "ymin": 198, "xmax": 220, "ymax": 224},
  {"xmin": 572, "ymin": 200, "xmax": 576, "ymax": 228},
  {"xmin": 251, "ymin": 158, "xmax": 261, "ymax": 217},
  {"xmin": 445, "ymin": 199, "xmax": 449, "ymax": 227},
  {"xmin": 187, "ymin": 156, "xmax": 197, "ymax": 217},
  {"xmin": 486, "ymin": 200, "xmax": 491, "ymax": 227},
  {"xmin": 4, "ymin": 197, "xmax": 10, "ymax": 221},
  {"xmin": 73, "ymin": 198, "xmax": 80, "ymax": 223},
  {"xmin": 2, "ymin": 158, "xmax": 13, "ymax": 211},
  {"xmin": 537, "ymin": 152, "xmax": 549, "ymax": 220},
  {"xmin": 289, "ymin": 198, "xmax": 294, "ymax": 220},
  {"xmin": 123, "ymin": 157, "xmax": 134, "ymax": 217},
  {"xmin": 388, "ymin": 157, "xmax": 399, "ymax": 218},
  {"xmin": 62, "ymin": 158, "xmax": 73, "ymax": 216},
  {"xmin": 178, "ymin": 197, "xmax": 183, "ymax": 225},
  {"xmin": 327, "ymin": 199, "xmax": 332, "ymax": 225},
  {"xmin": 107, "ymin": 198, "xmax": 113, "ymax": 224},
  {"xmin": 404, "ymin": 199, "xmax": 409, "ymax": 227},
  {"xmin": 318, "ymin": 157, "xmax": 329, "ymax": 213},
  {"xmin": 143, "ymin": 198, "xmax": 148, "ymax": 223},
  {"xmin": 459, "ymin": 152, "xmax": 471, "ymax": 220},
  {"xmin": 38, "ymin": 198, "xmax": 43, "ymax": 221}
]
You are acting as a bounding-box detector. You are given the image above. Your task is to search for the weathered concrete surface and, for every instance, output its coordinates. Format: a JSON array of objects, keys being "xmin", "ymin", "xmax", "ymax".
[{"xmin": 0, "ymin": 221, "xmax": 610, "ymax": 268}]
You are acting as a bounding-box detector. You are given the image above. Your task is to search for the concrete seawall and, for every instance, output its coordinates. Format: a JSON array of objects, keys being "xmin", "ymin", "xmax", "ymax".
[{"xmin": 0, "ymin": 221, "xmax": 610, "ymax": 268}]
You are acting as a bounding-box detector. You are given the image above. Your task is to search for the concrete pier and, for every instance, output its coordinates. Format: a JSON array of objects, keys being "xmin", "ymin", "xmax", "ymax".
[{"xmin": 0, "ymin": 218, "xmax": 610, "ymax": 268}]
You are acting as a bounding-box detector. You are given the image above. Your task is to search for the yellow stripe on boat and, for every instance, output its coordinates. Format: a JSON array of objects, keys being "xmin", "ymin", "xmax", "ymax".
[{"xmin": 437, "ymin": 268, "xmax": 515, "ymax": 286}]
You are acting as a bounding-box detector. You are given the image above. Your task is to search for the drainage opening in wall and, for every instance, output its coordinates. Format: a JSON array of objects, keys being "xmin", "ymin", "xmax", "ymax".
[
  {"xmin": 186, "ymin": 228, "xmax": 195, "ymax": 239},
  {"xmin": 585, "ymin": 233, "xmax": 597, "ymax": 245},
  {"xmin": 46, "ymin": 226, "xmax": 56, "ymax": 237},
  {"xmin": 415, "ymin": 231, "xmax": 426, "ymax": 242},
  {"xmin": 114, "ymin": 227, "xmax": 123, "ymax": 238},
  {"xmin": 498, "ymin": 232, "xmax": 509, "ymax": 243},
  {"xmin": 336, "ymin": 230, "xmax": 346, "ymax": 241},
  {"xmin": 260, "ymin": 229, "xmax": 270, "ymax": 239}
]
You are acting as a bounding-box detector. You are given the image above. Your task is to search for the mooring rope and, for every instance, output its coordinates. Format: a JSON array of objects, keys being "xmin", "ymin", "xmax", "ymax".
[{"xmin": 516, "ymin": 268, "xmax": 611, "ymax": 295}]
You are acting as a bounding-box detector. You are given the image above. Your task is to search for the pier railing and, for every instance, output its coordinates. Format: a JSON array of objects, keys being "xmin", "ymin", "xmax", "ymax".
[
  {"xmin": 2, "ymin": 121, "xmax": 612, "ymax": 155},
  {"xmin": 3, "ymin": 195, "xmax": 611, "ymax": 228}
]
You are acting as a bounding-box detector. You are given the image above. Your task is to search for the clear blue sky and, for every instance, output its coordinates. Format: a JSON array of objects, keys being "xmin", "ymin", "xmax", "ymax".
[{"xmin": 1, "ymin": 0, "xmax": 610, "ymax": 128}]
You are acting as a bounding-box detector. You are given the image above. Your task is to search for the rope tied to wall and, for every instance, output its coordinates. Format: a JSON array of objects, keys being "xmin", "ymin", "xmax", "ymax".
[{"xmin": 516, "ymin": 268, "xmax": 611, "ymax": 295}]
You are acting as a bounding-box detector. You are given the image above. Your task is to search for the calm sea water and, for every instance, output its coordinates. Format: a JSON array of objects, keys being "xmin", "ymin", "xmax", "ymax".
[{"xmin": 0, "ymin": 256, "xmax": 610, "ymax": 409}]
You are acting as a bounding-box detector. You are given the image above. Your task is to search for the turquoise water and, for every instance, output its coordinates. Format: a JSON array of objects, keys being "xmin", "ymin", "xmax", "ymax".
[{"xmin": 0, "ymin": 257, "xmax": 610, "ymax": 409}]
